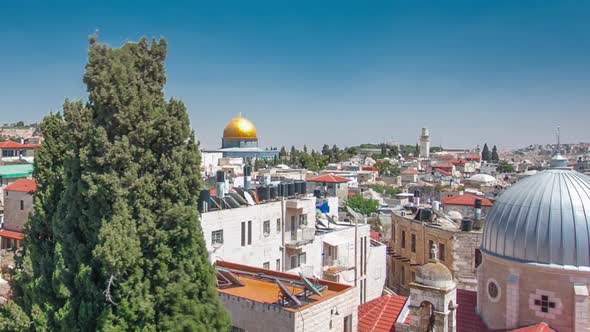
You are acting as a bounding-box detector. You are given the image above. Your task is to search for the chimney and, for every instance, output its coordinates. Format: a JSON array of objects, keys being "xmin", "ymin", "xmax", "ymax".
[
  {"xmin": 216, "ymin": 170, "xmax": 225, "ymax": 198},
  {"xmin": 244, "ymin": 165, "xmax": 252, "ymax": 190}
]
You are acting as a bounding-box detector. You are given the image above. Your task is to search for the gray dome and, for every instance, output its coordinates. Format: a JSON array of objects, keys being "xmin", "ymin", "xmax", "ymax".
[{"xmin": 482, "ymin": 169, "xmax": 590, "ymax": 268}]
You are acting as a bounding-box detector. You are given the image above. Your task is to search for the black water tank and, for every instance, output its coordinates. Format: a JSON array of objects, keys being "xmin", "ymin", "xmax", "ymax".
[
  {"xmin": 263, "ymin": 186, "xmax": 271, "ymax": 201},
  {"xmin": 301, "ymin": 181, "xmax": 307, "ymax": 194},
  {"xmin": 461, "ymin": 219, "xmax": 473, "ymax": 232},
  {"xmin": 287, "ymin": 182, "xmax": 295, "ymax": 196},
  {"xmin": 216, "ymin": 170, "xmax": 225, "ymax": 183},
  {"xmin": 198, "ymin": 189, "xmax": 211, "ymax": 213},
  {"xmin": 474, "ymin": 198, "xmax": 482, "ymax": 209},
  {"xmin": 313, "ymin": 188, "xmax": 322, "ymax": 198},
  {"xmin": 270, "ymin": 186, "xmax": 278, "ymax": 200},
  {"xmin": 243, "ymin": 165, "xmax": 252, "ymax": 176},
  {"xmin": 414, "ymin": 189, "xmax": 420, "ymax": 197},
  {"xmin": 295, "ymin": 181, "xmax": 303, "ymax": 194}
]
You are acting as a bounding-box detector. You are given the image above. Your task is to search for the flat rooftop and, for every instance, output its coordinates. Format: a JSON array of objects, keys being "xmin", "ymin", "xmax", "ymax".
[{"xmin": 216, "ymin": 261, "xmax": 352, "ymax": 313}]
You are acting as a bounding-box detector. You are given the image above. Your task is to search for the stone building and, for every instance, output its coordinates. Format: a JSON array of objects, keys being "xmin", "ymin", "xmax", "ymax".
[
  {"xmin": 478, "ymin": 154, "xmax": 590, "ymax": 331},
  {"xmin": 441, "ymin": 194, "xmax": 493, "ymax": 220},
  {"xmin": 215, "ymin": 261, "xmax": 358, "ymax": 332},
  {"xmin": 388, "ymin": 208, "xmax": 483, "ymax": 294},
  {"xmin": 0, "ymin": 178, "xmax": 35, "ymax": 249}
]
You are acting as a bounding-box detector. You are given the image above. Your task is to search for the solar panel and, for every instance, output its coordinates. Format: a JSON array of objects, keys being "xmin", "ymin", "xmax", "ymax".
[
  {"xmin": 298, "ymin": 272, "xmax": 322, "ymax": 296},
  {"xmin": 276, "ymin": 279, "xmax": 302, "ymax": 307}
]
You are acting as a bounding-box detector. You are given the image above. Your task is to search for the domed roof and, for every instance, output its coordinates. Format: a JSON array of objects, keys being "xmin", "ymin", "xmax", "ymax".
[
  {"xmin": 467, "ymin": 174, "xmax": 496, "ymax": 183},
  {"xmin": 415, "ymin": 261, "xmax": 454, "ymax": 288},
  {"xmin": 223, "ymin": 115, "xmax": 257, "ymax": 140},
  {"xmin": 482, "ymin": 169, "xmax": 590, "ymax": 268},
  {"xmin": 414, "ymin": 244, "xmax": 454, "ymax": 288}
]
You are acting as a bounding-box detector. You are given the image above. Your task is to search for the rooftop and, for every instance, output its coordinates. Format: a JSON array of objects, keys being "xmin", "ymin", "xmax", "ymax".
[
  {"xmin": 215, "ymin": 261, "xmax": 352, "ymax": 313},
  {"xmin": 5, "ymin": 178, "xmax": 36, "ymax": 193},
  {"xmin": 0, "ymin": 164, "xmax": 34, "ymax": 179},
  {"xmin": 0, "ymin": 141, "xmax": 41, "ymax": 149},
  {"xmin": 307, "ymin": 173, "xmax": 350, "ymax": 183},
  {"xmin": 358, "ymin": 294, "xmax": 409, "ymax": 332},
  {"xmin": 442, "ymin": 194, "xmax": 493, "ymax": 207},
  {"xmin": 0, "ymin": 229, "xmax": 24, "ymax": 240}
]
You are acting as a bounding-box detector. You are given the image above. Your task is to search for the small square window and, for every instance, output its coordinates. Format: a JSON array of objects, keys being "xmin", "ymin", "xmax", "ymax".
[
  {"xmin": 211, "ymin": 230, "xmax": 223, "ymax": 245},
  {"xmin": 263, "ymin": 220, "xmax": 270, "ymax": 236}
]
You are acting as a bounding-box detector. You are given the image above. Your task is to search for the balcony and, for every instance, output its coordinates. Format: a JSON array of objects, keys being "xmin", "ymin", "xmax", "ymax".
[
  {"xmin": 286, "ymin": 198, "xmax": 310, "ymax": 210},
  {"xmin": 285, "ymin": 227, "xmax": 315, "ymax": 248},
  {"xmin": 322, "ymin": 257, "xmax": 351, "ymax": 275}
]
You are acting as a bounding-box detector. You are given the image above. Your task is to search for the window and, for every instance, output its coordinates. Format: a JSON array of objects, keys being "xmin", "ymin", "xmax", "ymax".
[
  {"xmin": 343, "ymin": 314, "xmax": 353, "ymax": 332},
  {"xmin": 299, "ymin": 214, "xmax": 307, "ymax": 227},
  {"xmin": 475, "ymin": 249, "xmax": 482, "ymax": 268},
  {"xmin": 263, "ymin": 262, "xmax": 270, "ymax": 269},
  {"xmin": 411, "ymin": 234, "xmax": 416, "ymax": 253},
  {"xmin": 438, "ymin": 243, "xmax": 446, "ymax": 261},
  {"xmin": 298, "ymin": 253, "xmax": 306, "ymax": 265},
  {"xmin": 290, "ymin": 255, "xmax": 298, "ymax": 269},
  {"xmin": 401, "ymin": 231, "xmax": 406, "ymax": 249},
  {"xmin": 401, "ymin": 266, "xmax": 405, "ymax": 285},
  {"xmin": 276, "ymin": 218, "xmax": 281, "ymax": 233},
  {"xmin": 487, "ymin": 279, "xmax": 500, "ymax": 301},
  {"xmin": 428, "ymin": 240, "xmax": 434, "ymax": 259},
  {"xmin": 263, "ymin": 220, "xmax": 270, "ymax": 236},
  {"xmin": 247, "ymin": 220, "xmax": 252, "ymax": 245},
  {"xmin": 211, "ymin": 230, "xmax": 223, "ymax": 245},
  {"xmin": 276, "ymin": 258, "xmax": 281, "ymax": 271},
  {"xmin": 20, "ymin": 200, "xmax": 24, "ymax": 211},
  {"xmin": 241, "ymin": 222, "xmax": 246, "ymax": 246}
]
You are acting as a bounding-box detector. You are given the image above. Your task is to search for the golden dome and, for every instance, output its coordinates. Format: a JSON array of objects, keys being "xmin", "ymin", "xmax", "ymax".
[{"xmin": 223, "ymin": 114, "xmax": 257, "ymax": 140}]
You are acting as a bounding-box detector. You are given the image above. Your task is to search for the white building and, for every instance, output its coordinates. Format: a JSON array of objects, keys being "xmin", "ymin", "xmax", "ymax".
[{"xmin": 200, "ymin": 182, "xmax": 387, "ymax": 304}]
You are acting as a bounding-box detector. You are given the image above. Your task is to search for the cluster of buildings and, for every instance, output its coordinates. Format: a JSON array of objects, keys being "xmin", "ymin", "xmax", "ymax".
[{"xmin": 2, "ymin": 115, "xmax": 590, "ymax": 332}]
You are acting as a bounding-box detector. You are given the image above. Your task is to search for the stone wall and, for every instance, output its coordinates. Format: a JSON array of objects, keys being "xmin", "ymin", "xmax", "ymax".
[
  {"xmin": 451, "ymin": 231, "xmax": 483, "ymax": 291},
  {"xmin": 3, "ymin": 190, "xmax": 33, "ymax": 232}
]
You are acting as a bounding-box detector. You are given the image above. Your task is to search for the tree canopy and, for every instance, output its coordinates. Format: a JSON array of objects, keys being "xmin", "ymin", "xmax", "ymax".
[
  {"xmin": 1, "ymin": 36, "xmax": 230, "ymax": 331},
  {"xmin": 346, "ymin": 195, "xmax": 379, "ymax": 216}
]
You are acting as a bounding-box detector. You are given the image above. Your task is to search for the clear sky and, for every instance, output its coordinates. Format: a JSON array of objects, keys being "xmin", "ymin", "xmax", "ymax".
[{"xmin": 1, "ymin": 1, "xmax": 589, "ymax": 150}]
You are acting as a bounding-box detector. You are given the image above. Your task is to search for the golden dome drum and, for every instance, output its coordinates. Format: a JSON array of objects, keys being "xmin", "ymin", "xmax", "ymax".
[{"xmin": 223, "ymin": 115, "xmax": 257, "ymax": 140}]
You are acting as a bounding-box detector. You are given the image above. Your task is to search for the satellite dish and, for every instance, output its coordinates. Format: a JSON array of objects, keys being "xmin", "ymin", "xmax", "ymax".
[{"xmin": 243, "ymin": 191, "xmax": 256, "ymax": 206}]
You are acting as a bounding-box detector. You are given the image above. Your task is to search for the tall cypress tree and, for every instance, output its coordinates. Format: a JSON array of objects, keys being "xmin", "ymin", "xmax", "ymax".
[
  {"xmin": 491, "ymin": 145, "xmax": 499, "ymax": 162},
  {"xmin": 2, "ymin": 37, "xmax": 230, "ymax": 331},
  {"xmin": 482, "ymin": 143, "xmax": 491, "ymax": 162}
]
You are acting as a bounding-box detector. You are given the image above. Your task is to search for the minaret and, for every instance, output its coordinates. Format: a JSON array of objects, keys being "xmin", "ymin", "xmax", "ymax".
[{"xmin": 420, "ymin": 127, "xmax": 430, "ymax": 159}]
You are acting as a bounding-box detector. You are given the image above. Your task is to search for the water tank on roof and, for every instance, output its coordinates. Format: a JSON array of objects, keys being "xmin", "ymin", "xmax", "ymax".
[
  {"xmin": 287, "ymin": 182, "xmax": 295, "ymax": 196},
  {"xmin": 313, "ymin": 188, "xmax": 322, "ymax": 198},
  {"xmin": 461, "ymin": 219, "xmax": 473, "ymax": 232},
  {"xmin": 294, "ymin": 181, "xmax": 303, "ymax": 194},
  {"xmin": 301, "ymin": 181, "xmax": 307, "ymax": 195},
  {"xmin": 198, "ymin": 189, "xmax": 210, "ymax": 213},
  {"xmin": 474, "ymin": 198, "xmax": 482, "ymax": 209},
  {"xmin": 216, "ymin": 170, "xmax": 225, "ymax": 183},
  {"xmin": 270, "ymin": 185, "xmax": 278, "ymax": 200}
]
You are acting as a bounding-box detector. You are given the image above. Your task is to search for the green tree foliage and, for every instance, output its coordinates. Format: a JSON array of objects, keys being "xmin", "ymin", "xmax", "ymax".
[
  {"xmin": 415, "ymin": 143, "xmax": 420, "ymax": 156},
  {"xmin": 497, "ymin": 160, "xmax": 514, "ymax": 173},
  {"xmin": 346, "ymin": 195, "xmax": 379, "ymax": 216},
  {"xmin": 374, "ymin": 160, "xmax": 400, "ymax": 176},
  {"xmin": 368, "ymin": 184, "xmax": 401, "ymax": 197},
  {"xmin": 430, "ymin": 146, "xmax": 443, "ymax": 153},
  {"xmin": 482, "ymin": 143, "xmax": 491, "ymax": 162},
  {"xmin": 491, "ymin": 145, "xmax": 499, "ymax": 162},
  {"xmin": 1, "ymin": 37, "xmax": 230, "ymax": 331},
  {"xmin": 279, "ymin": 146, "xmax": 287, "ymax": 158}
]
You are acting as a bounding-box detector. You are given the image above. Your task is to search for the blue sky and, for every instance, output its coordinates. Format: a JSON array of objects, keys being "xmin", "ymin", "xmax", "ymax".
[{"xmin": 1, "ymin": 1, "xmax": 589, "ymax": 150}]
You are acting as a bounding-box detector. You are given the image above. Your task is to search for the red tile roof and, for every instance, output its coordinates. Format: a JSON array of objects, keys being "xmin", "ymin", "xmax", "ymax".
[
  {"xmin": 358, "ymin": 294, "xmax": 408, "ymax": 332},
  {"xmin": 449, "ymin": 159, "xmax": 468, "ymax": 165},
  {"xmin": 0, "ymin": 141, "xmax": 41, "ymax": 149},
  {"xmin": 434, "ymin": 163, "xmax": 453, "ymax": 169},
  {"xmin": 0, "ymin": 229, "xmax": 24, "ymax": 240},
  {"xmin": 434, "ymin": 168, "xmax": 452, "ymax": 176},
  {"xmin": 5, "ymin": 179, "xmax": 37, "ymax": 193},
  {"xmin": 401, "ymin": 168, "xmax": 418, "ymax": 175},
  {"xmin": 442, "ymin": 194, "xmax": 492, "ymax": 207},
  {"xmin": 512, "ymin": 323, "xmax": 556, "ymax": 332},
  {"xmin": 307, "ymin": 174, "xmax": 350, "ymax": 183},
  {"xmin": 456, "ymin": 289, "xmax": 492, "ymax": 332},
  {"xmin": 362, "ymin": 166, "xmax": 380, "ymax": 172},
  {"xmin": 465, "ymin": 155, "xmax": 481, "ymax": 161}
]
